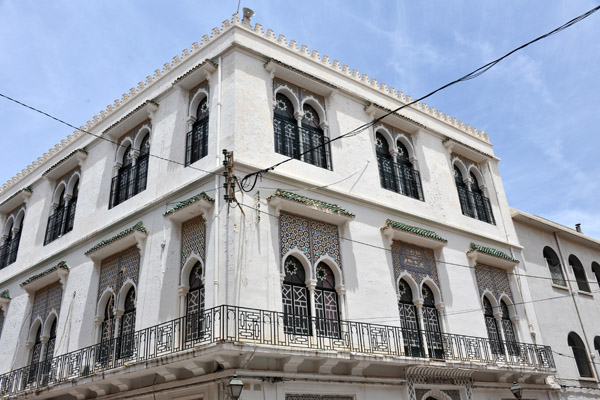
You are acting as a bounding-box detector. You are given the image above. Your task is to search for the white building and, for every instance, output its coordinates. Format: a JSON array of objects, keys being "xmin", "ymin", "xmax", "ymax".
[{"xmin": 0, "ymin": 9, "xmax": 594, "ymax": 400}]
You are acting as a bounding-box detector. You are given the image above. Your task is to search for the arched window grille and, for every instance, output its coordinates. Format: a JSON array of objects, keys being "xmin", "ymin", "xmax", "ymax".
[
  {"xmin": 396, "ymin": 141, "xmax": 423, "ymax": 200},
  {"xmin": 0, "ymin": 218, "xmax": 22, "ymax": 269},
  {"xmin": 592, "ymin": 262, "xmax": 600, "ymax": 288},
  {"xmin": 500, "ymin": 301, "xmax": 519, "ymax": 356},
  {"xmin": 186, "ymin": 98, "xmax": 209, "ymax": 166},
  {"xmin": 186, "ymin": 262, "xmax": 205, "ymax": 341},
  {"xmin": 469, "ymin": 173, "xmax": 494, "ymax": 223},
  {"xmin": 398, "ymin": 279, "xmax": 423, "ymax": 357},
  {"xmin": 118, "ymin": 287, "xmax": 136, "ymax": 358},
  {"xmin": 314, "ymin": 263, "xmax": 340, "ymax": 338},
  {"xmin": 569, "ymin": 255, "xmax": 591, "ymax": 292},
  {"xmin": 453, "ymin": 166, "xmax": 495, "ymax": 224},
  {"xmin": 282, "ymin": 256, "xmax": 311, "ymax": 335},
  {"xmin": 98, "ymin": 295, "xmax": 115, "ymax": 363},
  {"xmin": 483, "ymin": 297, "xmax": 504, "ymax": 355},
  {"xmin": 40, "ymin": 319, "xmax": 57, "ymax": 383},
  {"xmin": 594, "ymin": 336, "xmax": 600, "ymax": 358},
  {"xmin": 110, "ymin": 135, "xmax": 151, "ymax": 208},
  {"xmin": 568, "ymin": 332, "xmax": 593, "ymax": 377},
  {"xmin": 28, "ymin": 326, "xmax": 42, "ymax": 384},
  {"xmin": 375, "ymin": 133, "xmax": 398, "ymax": 192},
  {"xmin": 543, "ymin": 246, "xmax": 566, "ymax": 286},
  {"xmin": 422, "ymin": 284, "xmax": 443, "ymax": 359},
  {"xmin": 65, "ymin": 179, "xmax": 78, "ymax": 233},
  {"xmin": 45, "ymin": 180, "xmax": 78, "ymax": 245},
  {"xmin": 273, "ymin": 94, "xmax": 331, "ymax": 169},
  {"xmin": 454, "ymin": 166, "xmax": 471, "ymax": 216}
]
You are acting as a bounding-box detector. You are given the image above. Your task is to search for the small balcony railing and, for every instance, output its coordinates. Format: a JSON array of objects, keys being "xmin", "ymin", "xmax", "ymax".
[
  {"xmin": 378, "ymin": 161, "xmax": 424, "ymax": 201},
  {"xmin": 457, "ymin": 186, "xmax": 495, "ymax": 224},
  {"xmin": 0, "ymin": 305, "xmax": 554, "ymax": 396},
  {"xmin": 44, "ymin": 201, "xmax": 76, "ymax": 245},
  {"xmin": 109, "ymin": 155, "xmax": 149, "ymax": 209},
  {"xmin": 274, "ymin": 119, "xmax": 332, "ymax": 170}
]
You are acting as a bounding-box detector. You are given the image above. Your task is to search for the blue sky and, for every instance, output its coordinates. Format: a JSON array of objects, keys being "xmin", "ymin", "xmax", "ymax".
[{"xmin": 1, "ymin": 1, "xmax": 599, "ymax": 236}]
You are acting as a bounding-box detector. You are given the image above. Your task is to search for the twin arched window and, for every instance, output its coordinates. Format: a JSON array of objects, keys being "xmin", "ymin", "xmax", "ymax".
[
  {"xmin": 110, "ymin": 134, "xmax": 150, "ymax": 208},
  {"xmin": 0, "ymin": 216, "xmax": 23, "ymax": 269},
  {"xmin": 453, "ymin": 165, "xmax": 495, "ymax": 224},
  {"xmin": 99, "ymin": 287, "xmax": 137, "ymax": 360},
  {"xmin": 569, "ymin": 255, "xmax": 591, "ymax": 293},
  {"xmin": 375, "ymin": 133, "xmax": 424, "ymax": 200},
  {"xmin": 44, "ymin": 177, "xmax": 79, "ymax": 245},
  {"xmin": 543, "ymin": 246, "xmax": 566, "ymax": 286},
  {"xmin": 273, "ymin": 93, "xmax": 331, "ymax": 170},
  {"xmin": 483, "ymin": 297, "xmax": 519, "ymax": 356},
  {"xmin": 568, "ymin": 332, "xmax": 593, "ymax": 377},
  {"xmin": 186, "ymin": 98, "xmax": 209, "ymax": 166}
]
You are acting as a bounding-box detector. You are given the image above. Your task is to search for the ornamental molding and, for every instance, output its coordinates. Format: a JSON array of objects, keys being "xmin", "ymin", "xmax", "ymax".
[
  {"xmin": 85, "ymin": 222, "xmax": 148, "ymax": 261},
  {"xmin": 163, "ymin": 192, "xmax": 215, "ymax": 222},
  {"xmin": 443, "ymin": 137, "xmax": 497, "ymax": 163},
  {"xmin": 42, "ymin": 149, "xmax": 88, "ymax": 180},
  {"xmin": 0, "ymin": 186, "xmax": 32, "ymax": 215},
  {"xmin": 268, "ymin": 189, "xmax": 354, "ymax": 225},
  {"xmin": 0, "ymin": 12, "xmax": 489, "ymax": 196},
  {"xmin": 407, "ymin": 366, "xmax": 474, "ymax": 380},
  {"xmin": 467, "ymin": 242, "xmax": 519, "ymax": 270},
  {"xmin": 21, "ymin": 261, "xmax": 69, "ymax": 293},
  {"xmin": 382, "ymin": 219, "xmax": 447, "ymax": 249}
]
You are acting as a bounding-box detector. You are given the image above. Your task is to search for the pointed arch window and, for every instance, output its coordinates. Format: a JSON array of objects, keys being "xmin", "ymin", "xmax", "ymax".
[
  {"xmin": 543, "ymin": 247, "xmax": 566, "ymax": 286},
  {"xmin": 282, "ymin": 256, "xmax": 311, "ymax": 335},
  {"xmin": 568, "ymin": 332, "xmax": 593, "ymax": 377},
  {"xmin": 118, "ymin": 287, "xmax": 136, "ymax": 358},
  {"xmin": 314, "ymin": 263, "xmax": 340, "ymax": 338},
  {"xmin": 422, "ymin": 284, "xmax": 443, "ymax": 359},
  {"xmin": 501, "ymin": 301, "xmax": 519, "ymax": 356},
  {"xmin": 398, "ymin": 279, "xmax": 423, "ymax": 357},
  {"xmin": 0, "ymin": 217, "xmax": 22, "ymax": 269},
  {"xmin": 45, "ymin": 178, "xmax": 79, "ymax": 245},
  {"xmin": 375, "ymin": 133, "xmax": 398, "ymax": 192},
  {"xmin": 98, "ymin": 295, "xmax": 115, "ymax": 364},
  {"xmin": 470, "ymin": 173, "xmax": 493, "ymax": 223},
  {"xmin": 186, "ymin": 261, "xmax": 205, "ymax": 341},
  {"xmin": 592, "ymin": 262, "xmax": 600, "ymax": 288},
  {"xmin": 396, "ymin": 141, "xmax": 423, "ymax": 200},
  {"xmin": 483, "ymin": 297, "xmax": 504, "ymax": 355},
  {"xmin": 65, "ymin": 179, "xmax": 78, "ymax": 233},
  {"xmin": 569, "ymin": 255, "xmax": 591, "ymax": 292},
  {"xmin": 110, "ymin": 134, "xmax": 151, "ymax": 208},
  {"xmin": 28, "ymin": 326, "xmax": 43, "ymax": 384},
  {"xmin": 273, "ymin": 93, "xmax": 331, "ymax": 169},
  {"xmin": 453, "ymin": 166, "xmax": 495, "ymax": 224},
  {"xmin": 454, "ymin": 166, "xmax": 471, "ymax": 216},
  {"xmin": 186, "ymin": 98, "xmax": 209, "ymax": 166},
  {"xmin": 40, "ymin": 319, "xmax": 57, "ymax": 384}
]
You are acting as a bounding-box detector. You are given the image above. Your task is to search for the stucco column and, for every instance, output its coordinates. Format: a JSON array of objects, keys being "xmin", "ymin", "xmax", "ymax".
[
  {"xmin": 336, "ymin": 284, "xmax": 347, "ymax": 321},
  {"xmin": 25, "ymin": 341, "xmax": 35, "ymax": 364},
  {"xmin": 390, "ymin": 149, "xmax": 401, "ymax": 194},
  {"xmin": 59, "ymin": 194, "xmax": 72, "ymax": 235},
  {"xmin": 176, "ymin": 286, "xmax": 189, "ymax": 349},
  {"xmin": 294, "ymin": 113, "xmax": 304, "ymax": 155},
  {"xmin": 414, "ymin": 299, "xmax": 430, "ymax": 357},
  {"xmin": 435, "ymin": 302, "xmax": 446, "ymax": 333},
  {"xmin": 464, "ymin": 176, "xmax": 478, "ymax": 218},
  {"xmin": 307, "ymin": 279, "xmax": 317, "ymax": 340},
  {"xmin": 93, "ymin": 315, "xmax": 103, "ymax": 343},
  {"xmin": 115, "ymin": 310, "xmax": 124, "ymax": 338},
  {"xmin": 494, "ymin": 311, "xmax": 510, "ymax": 360}
]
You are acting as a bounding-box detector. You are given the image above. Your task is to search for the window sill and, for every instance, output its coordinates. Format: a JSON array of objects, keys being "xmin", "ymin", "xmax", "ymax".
[
  {"xmin": 551, "ymin": 283, "xmax": 569, "ymax": 292},
  {"xmin": 577, "ymin": 377, "xmax": 597, "ymax": 382},
  {"xmin": 578, "ymin": 290, "xmax": 594, "ymax": 298}
]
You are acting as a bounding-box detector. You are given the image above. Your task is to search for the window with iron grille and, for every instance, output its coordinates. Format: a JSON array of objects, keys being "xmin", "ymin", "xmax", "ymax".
[
  {"xmin": 185, "ymin": 98, "xmax": 209, "ymax": 166},
  {"xmin": 0, "ymin": 218, "xmax": 22, "ymax": 269},
  {"xmin": 118, "ymin": 287, "xmax": 136, "ymax": 359},
  {"xmin": 398, "ymin": 279, "xmax": 424, "ymax": 357},
  {"xmin": 375, "ymin": 134, "xmax": 423, "ymax": 201},
  {"xmin": 186, "ymin": 261, "xmax": 205, "ymax": 341},
  {"xmin": 500, "ymin": 301, "xmax": 519, "ymax": 356},
  {"xmin": 44, "ymin": 179, "xmax": 78, "ymax": 245},
  {"xmin": 282, "ymin": 256, "xmax": 311, "ymax": 336},
  {"xmin": 314, "ymin": 263, "xmax": 340, "ymax": 338},
  {"xmin": 274, "ymin": 93, "xmax": 332, "ymax": 170},
  {"xmin": 27, "ymin": 326, "xmax": 42, "ymax": 384},
  {"xmin": 422, "ymin": 284, "xmax": 444, "ymax": 359},
  {"xmin": 453, "ymin": 166, "xmax": 495, "ymax": 224},
  {"xmin": 569, "ymin": 255, "xmax": 591, "ymax": 292},
  {"xmin": 592, "ymin": 262, "xmax": 600, "ymax": 289},
  {"xmin": 99, "ymin": 296, "xmax": 115, "ymax": 364},
  {"xmin": 569, "ymin": 332, "xmax": 593, "ymax": 377},
  {"xmin": 109, "ymin": 135, "xmax": 150, "ymax": 208},
  {"xmin": 483, "ymin": 297, "xmax": 504, "ymax": 355},
  {"xmin": 543, "ymin": 246, "xmax": 566, "ymax": 286}
]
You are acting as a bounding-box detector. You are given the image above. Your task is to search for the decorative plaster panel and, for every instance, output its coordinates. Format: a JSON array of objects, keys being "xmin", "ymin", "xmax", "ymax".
[
  {"xmin": 475, "ymin": 264, "xmax": 513, "ymax": 303},
  {"xmin": 31, "ymin": 282, "xmax": 63, "ymax": 325},
  {"xmin": 392, "ymin": 241, "xmax": 439, "ymax": 290},
  {"xmin": 180, "ymin": 216, "xmax": 206, "ymax": 270},
  {"xmin": 280, "ymin": 212, "xmax": 341, "ymax": 265},
  {"xmin": 97, "ymin": 246, "xmax": 140, "ymax": 302}
]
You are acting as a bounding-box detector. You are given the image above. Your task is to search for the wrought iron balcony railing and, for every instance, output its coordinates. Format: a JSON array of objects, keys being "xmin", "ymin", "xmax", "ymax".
[
  {"xmin": 457, "ymin": 186, "xmax": 495, "ymax": 224},
  {"xmin": 0, "ymin": 305, "xmax": 554, "ymax": 397},
  {"xmin": 378, "ymin": 162, "xmax": 424, "ymax": 201}
]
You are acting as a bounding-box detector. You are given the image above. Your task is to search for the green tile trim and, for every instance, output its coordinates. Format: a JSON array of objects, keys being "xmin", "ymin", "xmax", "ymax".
[
  {"xmin": 85, "ymin": 222, "xmax": 148, "ymax": 255},
  {"xmin": 42, "ymin": 149, "xmax": 88, "ymax": 177},
  {"xmin": 267, "ymin": 189, "xmax": 355, "ymax": 217},
  {"xmin": 382, "ymin": 219, "xmax": 447, "ymax": 243},
  {"xmin": 0, "ymin": 289, "xmax": 9, "ymax": 299},
  {"xmin": 21, "ymin": 261, "xmax": 69, "ymax": 287},
  {"xmin": 163, "ymin": 192, "xmax": 215, "ymax": 216},
  {"xmin": 468, "ymin": 242, "xmax": 519, "ymax": 263}
]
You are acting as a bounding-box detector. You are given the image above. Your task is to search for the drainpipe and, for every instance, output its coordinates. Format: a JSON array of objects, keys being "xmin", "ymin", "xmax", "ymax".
[
  {"xmin": 214, "ymin": 56, "xmax": 222, "ymax": 307},
  {"xmin": 554, "ymin": 232, "xmax": 599, "ymax": 379}
]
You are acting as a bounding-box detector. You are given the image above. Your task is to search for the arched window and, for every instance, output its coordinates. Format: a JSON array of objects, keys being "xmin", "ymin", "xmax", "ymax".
[
  {"xmin": 569, "ymin": 255, "xmax": 591, "ymax": 292},
  {"xmin": 568, "ymin": 332, "xmax": 593, "ymax": 377},
  {"xmin": 110, "ymin": 134, "xmax": 150, "ymax": 209},
  {"xmin": 282, "ymin": 256, "xmax": 311, "ymax": 335},
  {"xmin": 422, "ymin": 284, "xmax": 443, "ymax": 359},
  {"xmin": 594, "ymin": 336, "xmax": 600, "ymax": 358},
  {"xmin": 28, "ymin": 325, "xmax": 43, "ymax": 384},
  {"xmin": 45, "ymin": 182, "xmax": 78, "ymax": 245},
  {"xmin": 186, "ymin": 98, "xmax": 209, "ymax": 166},
  {"xmin": 314, "ymin": 263, "xmax": 340, "ymax": 338},
  {"xmin": 119, "ymin": 287, "xmax": 136, "ymax": 358},
  {"xmin": 0, "ymin": 308, "xmax": 5, "ymax": 339},
  {"xmin": 40, "ymin": 319, "xmax": 57, "ymax": 383},
  {"xmin": 301, "ymin": 104, "xmax": 330, "ymax": 169},
  {"xmin": 483, "ymin": 297, "xmax": 504, "ymax": 355},
  {"xmin": 396, "ymin": 141, "xmax": 423, "ymax": 200},
  {"xmin": 398, "ymin": 279, "xmax": 423, "ymax": 357},
  {"xmin": 186, "ymin": 262, "xmax": 205, "ymax": 341},
  {"xmin": 0, "ymin": 217, "xmax": 22, "ymax": 269},
  {"xmin": 469, "ymin": 172, "xmax": 495, "ymax": 224},
  {"xmin": 274, "ymin": 94, "xmax": 300, "ymax": 160},
  {"xmin": 543, "ymin": 247, "xmax": 566, "ymax": 286},
  {"xmin": 454, "ymin": 166, "xmax": 471, "ymax": 217},
  {"xmin": 375, "ymin": 133, "xmax": 398, "ymax": 192},
  {"xmin": 592, "ymin": 262, "xmax": 600, "ymax": 288},
  {"xmin": 99, "ymin": 295, "xmax": 115, "ymax": 364},
  {"xmin": 501, "ymin": 301, "xmax": 519, "ymax": 356},
  {"xmin": 64, "ymin": 178, "xmax": 79, "ymax": 233}
]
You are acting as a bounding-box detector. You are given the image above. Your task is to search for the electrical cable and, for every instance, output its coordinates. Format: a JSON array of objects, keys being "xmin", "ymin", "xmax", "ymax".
[
  {"xmin": 238, "ymin": 5, "xmax": 600, "ymax": 192},
  {"xmin": 0, "ymin": 93, "xmax": 222, "ymax": 178}
]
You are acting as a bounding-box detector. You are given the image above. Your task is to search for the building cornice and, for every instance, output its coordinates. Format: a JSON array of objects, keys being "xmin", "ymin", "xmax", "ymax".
[
  {"xmin": 85, "ymin": 221, "xmax": 148, "ymax": 258},
  {"xmin": 21, "ymin": 261, "xmax": 69, "ymax": 290}
]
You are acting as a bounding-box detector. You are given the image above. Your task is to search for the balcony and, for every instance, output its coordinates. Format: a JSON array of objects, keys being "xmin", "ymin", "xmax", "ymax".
[{"xmin": 0, "ymin": 305, "xmax": 555, "ymax": 398}]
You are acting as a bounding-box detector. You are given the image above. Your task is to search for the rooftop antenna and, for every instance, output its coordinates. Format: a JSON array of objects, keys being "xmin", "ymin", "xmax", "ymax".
[{"xmin": 236, "ymin": 0, "xmax": 241, "ymax": 15}]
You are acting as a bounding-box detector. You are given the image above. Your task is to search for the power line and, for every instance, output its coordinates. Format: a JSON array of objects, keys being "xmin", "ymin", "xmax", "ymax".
[
  {"xmin": 0, "ymin": 93, "xmax": 221, "ymax": 178},
  {"xmin": 239, "ymin": 5, "xmax": 600, "ymax": 192}
]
